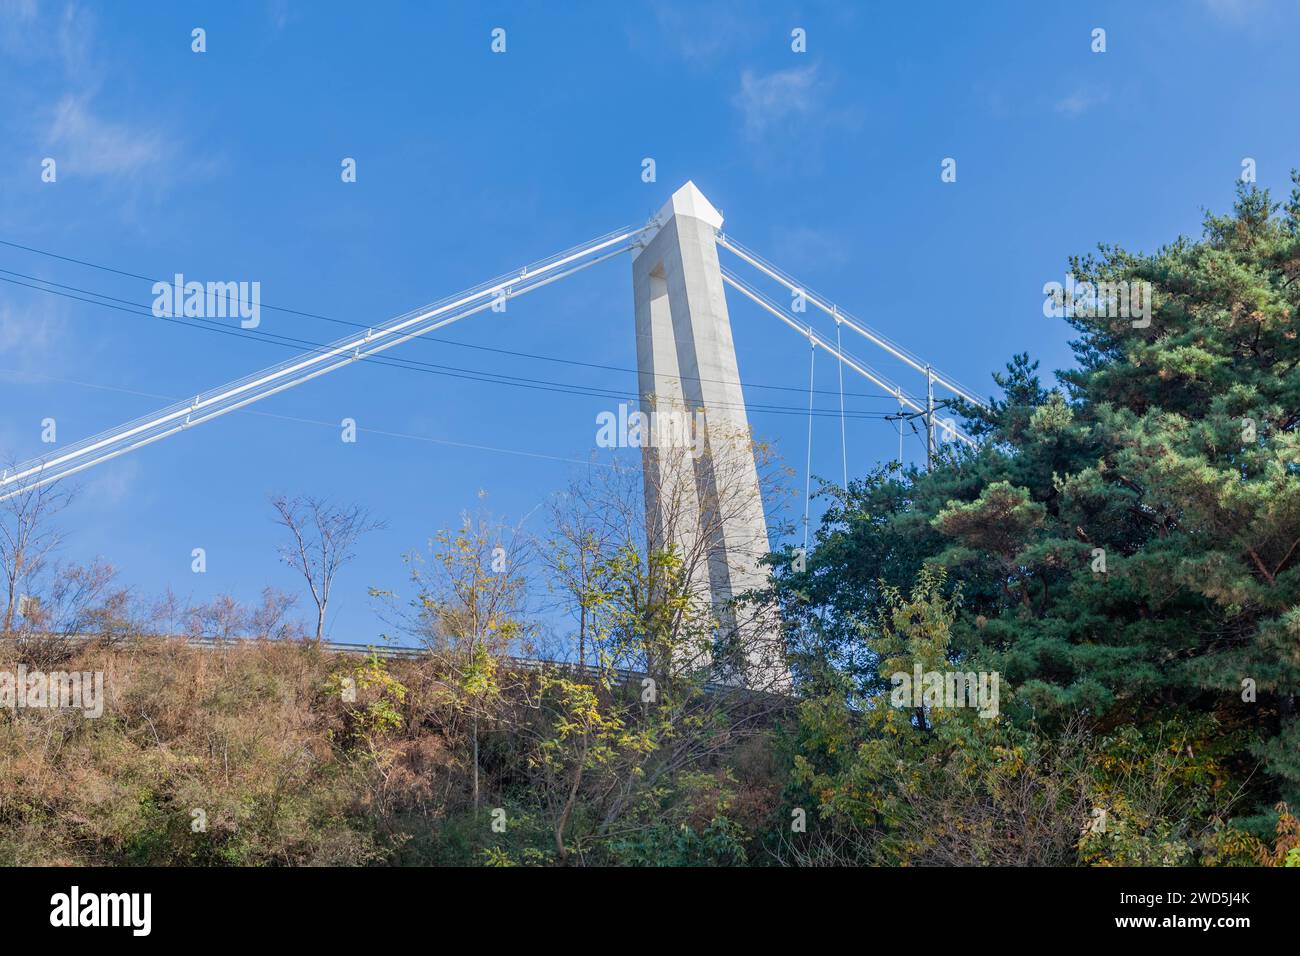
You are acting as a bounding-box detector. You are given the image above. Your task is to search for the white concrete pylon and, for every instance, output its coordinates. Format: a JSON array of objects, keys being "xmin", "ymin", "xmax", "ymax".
[{"xmin": 632, "ymin": 182, "xmax": 787, "ymax": 689}]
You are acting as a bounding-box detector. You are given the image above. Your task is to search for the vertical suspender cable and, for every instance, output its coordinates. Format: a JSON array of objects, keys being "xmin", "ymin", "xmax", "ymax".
[
  {"xmin": 835, "ymin": 314, "xmax": 847, "ymax": 488},
  {"xmin": 803, "ymin": 335, "xmax": 816, "ymax": 552}
]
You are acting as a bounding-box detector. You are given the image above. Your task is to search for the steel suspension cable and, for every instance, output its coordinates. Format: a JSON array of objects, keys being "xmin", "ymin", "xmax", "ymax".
[
  {"xmin": 719, "ymin": 267, "xmax": 978, "ymax": 448},
  {"xmin": 803, "ymin": 337, "xmax": 816, "ymax": 552},
  {"xmin": 716, "ymin": 232, "xmax": 988, "ymax": 411},
  {"xmin": 836, "ymin": 316, "xmax": 847, "ymax": 488},
  {"xmin": 0, "ymin": 225, "xmax": 646, "ymax": 501},
  {"xmin": 0, "ymin": 260, "xmax": 900, "ymax": 402}
]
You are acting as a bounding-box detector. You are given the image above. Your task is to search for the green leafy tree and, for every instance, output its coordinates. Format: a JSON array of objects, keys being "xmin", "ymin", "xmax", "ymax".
[{"xmin": 776, "ymin": 177, "xmax": 1300, "ymax": 857}]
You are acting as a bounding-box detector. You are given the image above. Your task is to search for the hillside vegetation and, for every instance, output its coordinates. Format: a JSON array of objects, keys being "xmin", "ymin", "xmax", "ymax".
[{"xmin": 0, "ymin": 640, "xmax": 786, "ymax": 866}]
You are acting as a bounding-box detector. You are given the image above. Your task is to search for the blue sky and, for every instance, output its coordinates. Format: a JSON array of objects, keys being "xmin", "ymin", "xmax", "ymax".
[{"xmin": 1, "ymin": 0, "xmax": 1297, "ymax": 646}]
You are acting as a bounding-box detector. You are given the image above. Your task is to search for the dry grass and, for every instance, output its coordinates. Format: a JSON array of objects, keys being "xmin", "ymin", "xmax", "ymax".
[
  {"xmin": 0, "ymin": 637, "xmax": 791, "ymax": 866},
  {"xmin": 0, "ymin": 639, "xmax": 424, "ymax": 865}
]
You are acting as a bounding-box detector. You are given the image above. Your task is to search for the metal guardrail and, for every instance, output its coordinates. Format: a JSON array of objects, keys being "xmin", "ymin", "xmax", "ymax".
[
  {"xmin": 193, "ymin": 637, "xmax": 742, "ymax": 695},
  {"xmin": 33, "ymin": 633, "xmax": 748, "ymax": 696},
  {"xmin": 193, "ymin": 636, "xmax": 652, "ymax": 682}
]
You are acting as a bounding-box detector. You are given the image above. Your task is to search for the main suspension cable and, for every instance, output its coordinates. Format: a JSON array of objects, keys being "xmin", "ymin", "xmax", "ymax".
[{"xmin": 0, "ymin": 225, "xmax": 644, "ymax": 500}]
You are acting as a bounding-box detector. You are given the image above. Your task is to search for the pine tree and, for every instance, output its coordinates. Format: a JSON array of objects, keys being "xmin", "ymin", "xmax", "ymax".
[{"xmin": 777, "ymin": 176, "xmax": 1300, "ymax": 822}]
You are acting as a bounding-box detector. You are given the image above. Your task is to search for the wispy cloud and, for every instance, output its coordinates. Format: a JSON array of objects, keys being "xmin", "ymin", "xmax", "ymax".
[
  {"xmin": 0, "ymin": 299, "xmax": 67, "ymax": 379},
  {"xmin": 1054, "ymin": 86, "xmax": 1109, "ymax": 118},
  {"xmin": 733, "ymin": 64, "xmax": 825, "ymax": 138},
  {"xmin": 54, "ymin": 0, "xmax": 95, "ymax": 82},
  {"xmin": 83, "ymin": 455, "xmax": 139, "ymax": 505},
  {"xmin": 1201, "ymin": 0, "xmax": 1268, "ymax": 22},
  {"xmin": 0, "ymin": 0, "xmax": 40, "ymax": 59},
  {"xmin": 46, "ymin": 94, "xmax": 170, "ymax": 179},
  {"xmin": 3, "ymin": 2, "xmax": 198, "ymax": 206},
  {"xmin": 640, "ymin": 0, "xmax": 757, "ymax": 65},
  {"xmin": 0, "ymin": 0, "xmax": 38, "ymax": 24},
  {"xmin": 267, "ymin": 0, "xmax": 298, "ymax": 33}
]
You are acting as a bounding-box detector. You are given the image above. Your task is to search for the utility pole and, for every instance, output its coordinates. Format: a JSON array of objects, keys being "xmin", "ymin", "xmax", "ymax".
[
  {"xmin": 897, "ymin": 397, "xmax": 904, "ymax": 465},
  {"xmin": 926, "ymin": 365, "xmax": 935, "ymax": 470}
]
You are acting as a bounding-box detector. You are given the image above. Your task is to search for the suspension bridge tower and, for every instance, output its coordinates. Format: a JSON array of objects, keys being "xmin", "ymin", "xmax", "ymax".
[{"xmin": 632, "ymin": 183, "xmax": 786, "ymax": 687}]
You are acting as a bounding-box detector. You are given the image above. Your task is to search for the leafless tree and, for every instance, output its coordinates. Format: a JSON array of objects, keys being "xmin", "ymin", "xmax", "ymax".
[
  {"xmin": 171, "ymin": 588, "xmax": 302, "ymax": 644},
  {"xmin": 185, "ymin": 593, "xmax": 248, "ymax": 641},
  {"xmin": 11, "ymin": 558, "xmax": 123, "ymax": 667},
  {"xmin": 271, "ymin": 495, "xmax": 386, "ymax": 644},
  {"xmin": 520, "ymin": 431, "xmax": 795, "ymax": 855},
  {"xmin": 537, "ymin": 465, "xmax": 629, "ymax": 668},
  {"xmin": 249, "ymin": 587, "xmax": 304, "ymax": 641},
  {"xmin": 0, "ymin": 475, "xmax": 74, "ymax": 636},
  {"xmin": 540, "ymin": 407, "xmax": 794, "ymax": 690}
]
